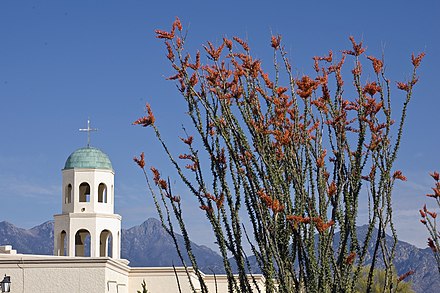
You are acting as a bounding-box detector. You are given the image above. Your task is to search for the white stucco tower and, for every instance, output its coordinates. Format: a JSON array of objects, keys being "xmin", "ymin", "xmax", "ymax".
[{"xmin": 53, "ymin": 146, "xmax": 121, "ymax": 259}]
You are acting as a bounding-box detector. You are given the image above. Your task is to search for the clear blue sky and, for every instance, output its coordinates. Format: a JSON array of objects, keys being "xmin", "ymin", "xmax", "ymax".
[{"xmin": 0, "ymin": 0, "xmax": 438, "ymax": 249}]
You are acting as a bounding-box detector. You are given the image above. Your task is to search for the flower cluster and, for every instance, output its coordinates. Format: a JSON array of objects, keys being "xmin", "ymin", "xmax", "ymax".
[
  {"xmin": 133, "ymin": 104, "xmax": 155, "ymax": 127},
  {"xmin": 427, "ymin": 172, "xmax": 440, "ymax": 198},
  {"xmin": 343, "ymin": 36, "xmax": 366, "ymax": 56},
  {"xmin": 367, "ymin": 55, "xmax": 383, "ymax": 74},
  {"xmin": 150, "ymin": 167, "xmax": 180, "ymax": 203},
  {"xmin": 257, "ymin": 189, "xmax": 284, "ymax": 214},
  {"xmin": 133, "ymin": 152, "xmax": 145, "ymax": 169},
  {"xmin": 155, "ymin": 17, "xmax": 182, "ymax": 40},
  {"xmin": 286, "ymin": 215, "xmax": 334, "ymax": 233}
]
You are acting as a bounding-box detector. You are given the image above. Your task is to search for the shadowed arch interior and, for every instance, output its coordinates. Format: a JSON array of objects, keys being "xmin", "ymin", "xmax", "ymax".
[
  {"xmin": 99, "ymin": 229, "xmax": 112, "ymax": 257},
  {"xmin": 98, "ymin": 183, "xmax": 107, "ymax": 203},
  {"xmin": 75, "ymin": 229, "xmax": 91, "ymax": 256},
  {"xmin": 65, "ymin": 184, "xmax": 72, "ymax": 204},
  {"xmin": 79, "ymin": 182, "xmax": 90, "ymax": 202}
]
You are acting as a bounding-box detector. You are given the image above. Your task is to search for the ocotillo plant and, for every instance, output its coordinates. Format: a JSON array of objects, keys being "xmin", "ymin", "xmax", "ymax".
[
  {"xmin": 134, "ymin": 18, "xmax": 424, "ymax": 293},
  {"xmin": 420, "ymin": 171, "xmax": 440, "ymax": 275}
]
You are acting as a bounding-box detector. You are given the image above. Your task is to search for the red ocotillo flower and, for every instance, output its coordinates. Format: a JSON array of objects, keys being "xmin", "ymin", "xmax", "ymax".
[
  {"xmin": 257, "ymin": 189, "xmax": 284, "ymax": 214},
  {"xmin": 327, "ymin": 181, "xmax": 337, "ymax": 197},
  {"xmin": 155, "ymin": 29, "xmax": 174, "ymax": 40},
  {"xmin": 165, "ymin": 41, "xmax": 174, "ymax": 61},
  {"xmin": 397, "ymin": 81, "xmax": 410, "ymax": 92},
  {"xmin": 200, "ymin": 205, "xmax": 213, "ymax": 215},
  {"xmin": 367, "ymin": 55, "xmax": 383, "ymax": 74},
  {"xmin": 411, "ymin": 52, "xmax": 425, "ymax": 68},
  {"xmin": 363, "ymin": 82, "xmax": 382, "ymax": 96},
  {"xmin": 430, "ymin": 171, "xmax": 440, "ymax": 181},
  {"xmin": 189, "ymin": 72, "xmax": 198, "ymax": 87},
  {"xmin": 314, "ymin": 50, "xmax": 333, "ymax": 63},
  {"xmin": 176, "ymin": 37, "xmax": 182, "ymax": 49},
  {"xmin": 133, "ymin": 152, "xmax": 145, "ymax": 169},
  {"xmin": 150, "ymin": 167, "xmax": 161, "ymax": 185},
  {"xmin": 311, "ymin": 97, "xmax": 329, "ymax": 114},
  {"xmin": 223, "ymin": 38, "xmax": 233, "ymax": 50},
  {"xmin": 203, "ymin": 41, "xmax": 225, "ymax": 61},
  {"xmin": 432, "ymin": 186, "xmax": 440, "ymax": 197},
  {"xmin": 427, "ymin": 210, "xmax": 437, "ymax": 219},
  {"xmin": 276, "ymin": 86, "xmax": 288, "ymax": 96},
  {"xmin": 179, "ymin": 154, "xmax": 195, "ymax": 161},
  {"xmin": 296, "ymin": 75, "xmax": 319, "ymax": 99},
  {"xmin": 316, "ymin": 149, "xmax": 327, "ymax": 168},
  {"xmin": 188, "ymin": 51, "xmax": 201, "ymax": 70},
  {"xmin": 204, "ymin": 193, "xmax": 216, "ymax": 201},
  {"xmin": 312, "ymin": 217, "xmax": 335, "ymax": 233},
  {"xmin": 270, "ymin": 199, "xmax": 284, "ymax": 213},
  {"xmin": 158, "ymin": 179, "xmax": 168, "ymax": 190},
  {"xmin": 343, "ymin": 36, "xmax": 366, "ymax": 56},
  {"xmin": 185, "ymin": 162, "xmax": 199, "ymax": 171},
  {"xmin": 173, "ymin": 17, "xmax": 182, "ymax": 32},
  {"xmin": 287, "ymin": 215, "xmax": 309, "ymax": 230},
  {"xmin": 257, "ymin": 189, "xmax": 271, "ymax": 205},
  {"xmin": 180, "ymin": 136, "xmax": 194, "ymax": 146},
  {"xmin": 271, "ymin": 35, "xmax": 281, "ymax": 49},
  {"xmin": 261, "ymin": 72, "xmax": 274, "ymax": 88},
  {"xmin": 393, "ymin": 170, "xmax": 407, "ymax": 181},
  {"xmin": 328, "ymin": 55, "xmax": 346, "ymax": 87},
  {"xmin": 155, "ymin": 17, "xmax": 180, "ymax": 40},
  {"xmin": 216, "ymin": 193, "xmax": 225, "ymax": 210},
  {"xmin": 133, "ymin": 104, "xmax": 155, "ymax": 127},
  {"xmin": 233, "ymin": 37, "xmax": 249, "ymax": 51},
  {"xmin": 286, "ymin": 215, "xmax": 311, "ymax": 225},
  {"xmin": 345, "ymin": 252, "xmax": 356, "ymax": 265}
]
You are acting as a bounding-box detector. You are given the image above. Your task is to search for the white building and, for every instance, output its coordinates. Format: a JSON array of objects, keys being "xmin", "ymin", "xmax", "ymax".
[{"xmin": 0, "ymin": 144, "xmax": 265, "ymax": 292}]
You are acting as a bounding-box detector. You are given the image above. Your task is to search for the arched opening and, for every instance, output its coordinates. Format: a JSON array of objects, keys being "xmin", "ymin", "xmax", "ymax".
[
  {"xmin": 99, "ymin": 230, "xmax": 113, "ymax": 257},
  {"xmin": 59, "ymin": 230, "xmax": 67, "ymax": 256},
  {"xmin": 98, "ymin": 183, "xmax": 107, "ymax": 203},
  {"xmin": 79, "ymin": 182, "xmax": 91, "ymax": 202},
  {"xmin": 75, "ymin": 229, "xmax": 91, "ymax": 257},
  {"xmin": 65, "ymin": 184, "xmax": 72, "ymax": 204}
]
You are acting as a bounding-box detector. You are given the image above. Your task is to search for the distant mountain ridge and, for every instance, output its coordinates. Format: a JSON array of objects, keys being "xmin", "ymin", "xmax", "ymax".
[
  {"xmin": 0, "ymin": 219, "xmax": 439, "ymax": 292},
  {"xmin": 0, "ymin": 220, "xmax": 54, "ymax": 255},
  {"xmin": 121, "ymin": 218, "xmax": 224, "ymax": 273}
]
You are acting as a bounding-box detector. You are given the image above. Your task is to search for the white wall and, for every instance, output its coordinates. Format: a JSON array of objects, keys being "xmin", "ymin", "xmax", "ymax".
[
  {"xmin": 0, "ymin": 254, "xmax": 129, "ymax": 293},
  {"xmin": 0, "ymin": 250, "xmax": 266, "ymax": 293}
]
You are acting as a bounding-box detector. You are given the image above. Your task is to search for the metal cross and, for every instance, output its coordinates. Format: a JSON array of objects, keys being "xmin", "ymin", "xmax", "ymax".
[{"xmin": 79, "ymin": 119, "xmax": 98, "ymax": 147}]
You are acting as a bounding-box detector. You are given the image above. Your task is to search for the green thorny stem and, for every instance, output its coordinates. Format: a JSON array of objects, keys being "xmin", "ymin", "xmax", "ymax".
[{"xmin": 133, "ymin": 18, "xmax": 424, "ymax": 293}]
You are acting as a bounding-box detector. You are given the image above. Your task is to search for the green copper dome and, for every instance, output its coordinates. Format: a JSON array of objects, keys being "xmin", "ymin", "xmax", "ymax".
[{"xmin": 64, "ymin": 147, "xmax": 113, "ymax": 170}]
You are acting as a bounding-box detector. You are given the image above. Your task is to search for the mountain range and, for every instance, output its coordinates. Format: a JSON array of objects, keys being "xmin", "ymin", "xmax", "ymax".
[{"xmin": 0, "ymin": 219, "xmax": 439, "ymax": 292}]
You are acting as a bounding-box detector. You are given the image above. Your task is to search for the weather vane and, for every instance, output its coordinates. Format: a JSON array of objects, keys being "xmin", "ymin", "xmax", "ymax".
[{"xmin": 79, "ymin": 119, "xmax": 98, "ymax": 147}]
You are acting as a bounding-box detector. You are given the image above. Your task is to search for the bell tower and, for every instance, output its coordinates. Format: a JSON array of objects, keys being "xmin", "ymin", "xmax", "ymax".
[{"xmin": 53, "ymin": 122, "xmax": 121, "ymax": 258}]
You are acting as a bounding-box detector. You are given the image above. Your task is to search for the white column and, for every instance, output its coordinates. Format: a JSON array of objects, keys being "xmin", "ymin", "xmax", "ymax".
[
  {"xmin": 69, "ymin": 230, "xmax": 75, "ymax": 256},
  {"xmin": 91, "ymin": 230, "xmax": 100, "ymax": 257}
]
